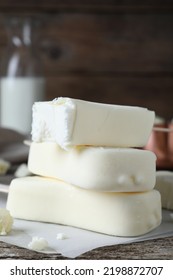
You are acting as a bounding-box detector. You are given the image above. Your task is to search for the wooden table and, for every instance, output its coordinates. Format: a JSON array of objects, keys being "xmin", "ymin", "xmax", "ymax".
[{"xmin": 1, "ymin": 236, "xmax": 173, "ymax": 259}]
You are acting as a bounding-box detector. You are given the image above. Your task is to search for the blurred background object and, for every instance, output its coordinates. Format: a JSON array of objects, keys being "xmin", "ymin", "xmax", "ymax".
[
  {"xmin": 145, "ymin": 117, "xmax": 169, "ymax": 169},
  {"xmin": 0, "ymin": 15, "xmax": 46, "ymax": 134},
  {"xmin": 0, "ymin": 0, "xmax": 173, "ymax": 168},
  {"xmin": 0, "ymin": 1, "xmax": 173, "ymax": 118},
  {"xmin": 145, "ymin": 118, "xmax": 173, "ymax": 170}
]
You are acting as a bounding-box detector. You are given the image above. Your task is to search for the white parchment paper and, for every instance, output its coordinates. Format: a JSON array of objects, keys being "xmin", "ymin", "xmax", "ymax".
[{"xmin": 1, "ymin": 187, "xmax": 173, "ymax": 258}]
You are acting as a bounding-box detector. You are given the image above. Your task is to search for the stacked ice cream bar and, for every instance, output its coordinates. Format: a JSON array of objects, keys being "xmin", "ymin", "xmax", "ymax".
[{"xmin": 7, "ymin": 98, "xmax": 162, "ymax": 237}]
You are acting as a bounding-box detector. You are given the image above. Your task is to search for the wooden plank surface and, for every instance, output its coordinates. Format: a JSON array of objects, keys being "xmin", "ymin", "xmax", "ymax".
[
  {"xmin": 1, "ymin": 236, "xmax": 173, "ymax": 259},
  {"xmin": 1, "ymin": 13, "xmax": 173, "ymax": 74},
  {"xmin": 40, "ymin": 14, "xmax": 173, "ymax": 74},
  {"xmin": 0, "ymin": 5, "xmax": 172, "ymax": 119},
  {"xmin": 0, "ymin": 1, "xmax": 173, "ymax": 13}
]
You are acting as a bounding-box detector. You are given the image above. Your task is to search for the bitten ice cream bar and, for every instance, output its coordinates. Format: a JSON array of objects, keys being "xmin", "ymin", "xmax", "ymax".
[
  {"xmin": 31, "ymin": 97, "xmax": 155, "ymax": 149},
  {"xmin": 7, "ymin": 97, "xmax": 161, "ymax": 238}
]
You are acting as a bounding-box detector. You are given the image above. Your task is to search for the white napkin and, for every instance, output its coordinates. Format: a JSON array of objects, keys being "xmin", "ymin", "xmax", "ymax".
[{"xmin": 1, "ymin": 189, "xmax": 173, "ymax": 258}]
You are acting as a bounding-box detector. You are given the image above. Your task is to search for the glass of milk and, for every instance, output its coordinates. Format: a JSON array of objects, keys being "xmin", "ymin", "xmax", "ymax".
[{"xmin": 0, "ymin": 16, "xmax": 46, "ymax": 135}]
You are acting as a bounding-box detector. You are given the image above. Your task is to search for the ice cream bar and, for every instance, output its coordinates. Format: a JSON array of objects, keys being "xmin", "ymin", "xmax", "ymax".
[
  {"xmin": 31, "ymin": 97, "xmax": 155, "ymax": 149},
  {"xmin": 155, "ymin": 171, "xmax": 173, "ymax": 210},
  {"xmin": 7, "ymin": 176, "xmax": 161, "ymax": 237},
  {"xmin": 28, "ymin": 142, "xmax": 156, "ymax": 192}
]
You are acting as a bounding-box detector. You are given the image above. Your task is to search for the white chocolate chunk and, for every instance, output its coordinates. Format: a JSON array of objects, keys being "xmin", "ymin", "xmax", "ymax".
[
  {"xmin": 28, "ymin": 142, "xmax": 156, "ymax": 192},
  {"xmin": 7, "ymin": 176, "xmax": 161, "ymax": 237},
  {"xmin": 155, "ymin": 171, "xmax": 173, "ymax": 210},
  {"xmin": 56, "ymin": 233, "xmax": 68, "ymax": 240},
  {"xmin": 0, "ymin": 158, "xmax": 11, "ymax": 175},
  {"xmin": 31, "ymin": 97, "xmax": 155, "ymax": 149},
  {"xmin": 14, "ymin": 163, "xmax": 32, "ymax": 178},
  {"xmin": 0, "ymin": 208, "xmax": 13, "ymax": 235},
  {"xmin": 28, "ymin": 236, "xmax": 48, "ymax": 251}
]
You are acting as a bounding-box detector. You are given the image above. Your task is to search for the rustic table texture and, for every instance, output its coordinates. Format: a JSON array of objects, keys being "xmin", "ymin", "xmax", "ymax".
[{"xmin": 1, "ymin": 237, "xmax": 173, "ymax": 259}]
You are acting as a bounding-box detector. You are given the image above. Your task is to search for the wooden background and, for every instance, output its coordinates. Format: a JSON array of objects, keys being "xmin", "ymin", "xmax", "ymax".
[{"xmin": 0, "ymin": 0, "xmax": 173, "ymax": 119}]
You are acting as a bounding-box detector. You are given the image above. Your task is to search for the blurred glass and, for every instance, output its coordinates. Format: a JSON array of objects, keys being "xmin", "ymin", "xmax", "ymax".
[{"xmin": 0, "ymin": 16, "xmax": 46, "ymax": 135}]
